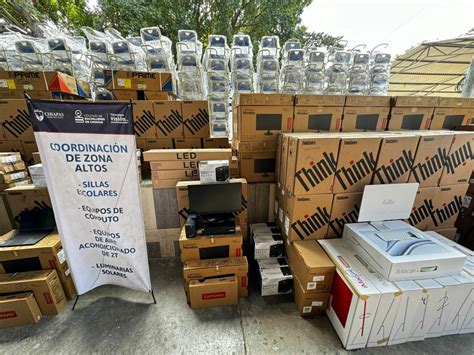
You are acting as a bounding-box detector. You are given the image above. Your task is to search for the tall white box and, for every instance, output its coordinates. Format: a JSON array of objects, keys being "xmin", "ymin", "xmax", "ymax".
[
  {"xmin": 443, "ymin": 271, "xmax": 474, "ymax": 335},
  {"xmin": 343, "ymin": 184, "xmax": 466, "ymax": 281}
]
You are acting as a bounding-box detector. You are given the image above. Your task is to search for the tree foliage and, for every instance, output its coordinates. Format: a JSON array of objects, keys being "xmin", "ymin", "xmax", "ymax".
[{"xmin": 1, "ymin": 0, "xmax": 342, "ymax": 48}]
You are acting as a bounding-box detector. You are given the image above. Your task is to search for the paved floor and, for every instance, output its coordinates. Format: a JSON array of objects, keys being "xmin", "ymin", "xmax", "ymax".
[{"xmin": 1, "ymin": 258, "xmax": 473, "ymax": 354}]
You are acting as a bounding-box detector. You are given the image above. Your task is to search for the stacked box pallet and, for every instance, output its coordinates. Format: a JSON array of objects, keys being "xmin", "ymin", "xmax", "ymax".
[{"xmin": 0, "ymin": 152, "xmax": 31, "ymax": 191}]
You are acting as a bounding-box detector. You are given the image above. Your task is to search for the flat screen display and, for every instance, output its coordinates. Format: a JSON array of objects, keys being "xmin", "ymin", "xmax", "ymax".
[
  {"xmin": 401, "ymin": 114, "xmax": 424, "ymax": 130},
  {"xmin": 355, "ymin": 114, "xmax": 379, "ymax": 131},
  {"xmin": 188, "ymin": 183, "xmax": 242, "ymax": 214},
  {"xmin": 308, "ymin": 114, "xmax": 332, "ymax": 131},
  {"xmin": 256, "ymin": 114, "xmax": 282, "ymax": 131}
]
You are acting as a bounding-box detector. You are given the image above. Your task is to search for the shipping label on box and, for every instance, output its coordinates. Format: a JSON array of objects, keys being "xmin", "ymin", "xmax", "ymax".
[
  {"xmin": 154, "ymin": 101, "xmax": 183, "ymax": 139},
  {"xmin": 293, "ymin": 275, "xmax": 329, "ymax": 316},
  {"xmin": 285, "ymin": 134, "xmax": 339, "ymax": 195},
  {"xmin": 439, "ymin": 132, "xmax": 474, "ymax": 186},
  {"xmin": 430, "ymin": 108, "xmax": 473, "ymax": 130},
  {"xmin": 372, "ymin": 134, "xmax": 419, "ymax": 184},
  {"xmin": 333, "ymin": 136, "xmax": 381, "ymax": 193},
  {"xmin": 388, "ymin": 107, "xmax": 433, "ymax": 130},
  {"xmin": 293, "ymin": 107, "xmax": 343, "ymax": 132},
  {"xmin": 409, "ymin": 132, "xmax": 453, "ymax": 187},
  {"xmin": 284, "ymin": 194, "xmax": 333, "ymax": 241},
  {"xmin": 342, "ymin": 107, "xmax": 389, "ymax": 132},
  {"xmin": 132, "ymin": 100, "xmax": 157, "ymax": 138},
  {"xmin": 182, "ymin": 101, "xmax": 209, "ymax": 138},
  {"xmin": 0, "ymin": 100, "xmax": 34, "ymax": 140},
  {"xmin": 431, "ymin": 184, "xmax": 468, "ymax": 229},
  {"xmin": 408, "ymin": 187, "xmax": 439, "ymax": 230},
  {"xmin": 328, "ymin": 192, "xmax": 362, "ymax": 238}
]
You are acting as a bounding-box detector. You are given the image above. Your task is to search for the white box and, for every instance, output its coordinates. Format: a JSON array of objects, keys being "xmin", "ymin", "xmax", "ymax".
[
  {"xmin": 459, "ymin": 273, "xmax": 474, "ymax": 334},
  {"xmin": 343, "ymin": 184, "xmax": 466, "ymax": 281},
  {"xmin": 252, "ymin": 233, "xmax": 283, "ymax": 260},
  {"xmin": 199, "ymin": 160, "xmax": 229, "ymax": 183},
  {"xmin": 319, "ymin": 239, "xmax": 381, "ymax": 350},
  {"xmin": 258, "ymin": 263, "xmax": 293, "ymax": 296},
  {"xmin": 443, "ymin": 271, "xmax": 474, "ymax": 335},
  {"xmin": 408, "ymin": 278, "xmax": 444, "ymax": 342},
  {"xmin": 27, "ymin": 163, "xmax": 46, "ymax": 187},
  {"xmin": 388, "ymin": 280, "xmax": 423, "ymax": 345},
  {"xmin": 257, "ymin": 257, "xmax": 288, "ymax": 269}
]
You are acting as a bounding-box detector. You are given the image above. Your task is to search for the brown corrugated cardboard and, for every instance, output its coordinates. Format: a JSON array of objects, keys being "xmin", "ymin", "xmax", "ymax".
[
  {"xmin": 21, "ymin": 140, "xmax": 39, "ymax": 165},
  {"xmin": 0, "ymin": 71, "xmax": 78, "ymax": 94},
  {"xmin": 344, "ymin": 95, "xmax": 391, "ymax": 107},
  {"xmin": 0, "ymin": 170, "xmax": 28, "ymax": 184},
  {"xmin": 327, "ymin": 192, "xmax": 362, "ymax": 238},
  {"xmin": 372, "ymin": 133, "xmax": 419, "ymax": 184},
  {"xmin": 388, "ymin": 107, "xmax": 434, "ymax": 130},
  {"xmin": 0, "ymin": 270, "xmax": 66, "ymax": 315},
  {"xmin": 174, "ymin": 138, "xmax": 202, "ymax": 149},
  {"xmin": 32, "ymin": 152, "xmax": 41, "ymax": 165},
  {"xmin": 279, "ymin": 135, "xmax": 290, "ymax": 190},
  {"xmin": 230, "ymin": 156, "xmax": 239, "ymax": 177},
  {"xmin": 0, "ymin": 140, "xmax": 23, "ymax": 156},
  {"xmin": 275, "ymin": 134, "xmax": 282, "ymax": 187},
  {"xmin": 183, "ymin": 256, "xmax": 248, "ymax": 298},
  {"xmin": 182, "ymin": 101, "xmax": 209, "ymax": 138},
  {"xmin": 233, "ymin": 105, "xmax": 293, "ymax": 142},
  {"xmin": 439, "ymin": 132, "xmax": 474, "ymax": 186},
  {"xmin": 431, "ymin": 184, "xmax": 469, "ymax": 229},
  {"xmin": 132, "ymin": 100, "xmax": 157, "ymax": 138},
  {"xmin": 188, "ymin": 276, "xmax": 238, "ymax": 308},
  {"xmin": 0, "ymin": 100, "xmax": 34, "ymax": 141},
  {"xmin": 103, "ymin": 70, "xmax": 173, "ymax": 91},
  {"xmin": 0, "ymin": 292, "xmax": 41, "ymax": 328},
  {"xmin": 286, "ymin": 240, "xmax": 335, "ymax": 293},
  {"xmin": 144, "ymin": 148, "xmax": 231, "ymax": 162},
  {"xmin": 293, "ymin": 275, "xmax": 329, "ymax": 316},
  {"xmin": 5, "ymin": 185, "xmax": 51, "ymax": 228},
  {"xmin": 150, "ymin": 160, "xmax": 200, "ymax": 170},
  {"xmin": 294, "ymin": 106, "xmax": 343, "ymax": 132},
  {"xmin": 333, "ymin": 135, "xmax": 381, "ymax": 193},
  {"xmin": 238, "ymin": 151, "xmax": 276, "ymax": 183},
  {"xmin": 408, "ymin": 187, "xmax": 439, "ymax": 231},
  {"xmin": 145, "ymin": 138, "xmax": 174, "ymax": 149},
  {"xmin": 408, "ymin": 131, "xmax": 453, "ymax": 187},
  {"xmin": 154, "ymin": 101, "xmax": 183, "ymax": 139},
  {"xmin": 232, "ymin": 140, "xmax": 278, "ymax": 152},
  {"xmin": 284, "ymin": 134, "xmax": 340, "ymax": 195},
  {"xmin": 235, "ymin": 93, "xmax": 294, "ymax": 106},
  {"xmin": 135, "ymin": 138, "xmax": 147, "ymax": 150},
  {"xmin": 430, "ymin": 108, "xmax": 473, "ymax": 130},
  {"xmin": 0, "ymin": 90, "xmax": 71, "ymax": 100},
  {"xmin": 151, "ymin": 178, "xmax": 182, "ymax": 189},
  {"xmin": 0, "ymin": 161, "xmax": 25, "ymax": 174},
  {"xmin": 394, "ymin": 96, "xmax": 439, "ymax": 107},
  {"xmin": 152, "ymin": 169, "xmax": 198, "ymax": 179},
  {"xmin": 438, "ymin": 97, "xmax": 474, "ymax": 108},
  {"xmin": 145, "ymin": 91, "xmax": 177, "ymax": 100},
  {"xmin": 294, "ymin": 94, "xmax": 345, "ymax": 107},
  {"xmin": 434, "ymin": 228, "xmax": 458, "ymax": 240},
  {"xmin": 179, "ymin": 226, "xmax": 243, "ymax": 262},
  {"xmin": 342, "ymin": 106, "xmax": 389, "ymax": 131},
  {"xmin": 202, "ymin": 138, "xmax": 230, "ymax": 148},
  {"xmin": 284, "ymin": 193, "xmax": 333, "ymax": 241},
  {"xmin": 0, "ymin": 230, "xmax": 76, "ymax": 299}
]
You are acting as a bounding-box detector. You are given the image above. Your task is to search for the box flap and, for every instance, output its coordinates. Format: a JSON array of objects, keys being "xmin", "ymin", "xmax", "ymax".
[
  {"xmin": 293, "ymin": 241, "xmax": 334, "ymax": 269},
  {"xmin": 358, "ymin": 183, "xmax": 419, "ymax": 222}
]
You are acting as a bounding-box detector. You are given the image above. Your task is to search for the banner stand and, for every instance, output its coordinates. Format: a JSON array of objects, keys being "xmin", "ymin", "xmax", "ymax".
[{"xmin": 71, "ymin": 289, "xmax": 157, "ymax": 310}]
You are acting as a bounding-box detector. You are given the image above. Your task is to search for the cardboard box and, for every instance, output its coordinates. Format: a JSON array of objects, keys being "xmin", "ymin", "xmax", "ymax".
[
  {"xmin": 327, "ymin": 192, "xmax": 362, "ymax": 238},
  {"xmin": 21, "ymin": 140, "xmax": 39, "ymax": 165},
  {"xmin": 0, "ymin": 230, "xmax": 76, "ymax": 299},
  {"xmin": 188, "ymin": 276, "xmax": 238, "ymax": 308},
  {"xmin": 32, "ymin": 152, "xmax": 41, "ymax": 164},
  {"xmin": 342, "ymin": 106, "xmax": 389, "ymax": 132},
  {"xmin": 285, "ymin": 240, "xmax": 335, "ymax": 293},
  {"xmin": 132, "ymin": 100, "xmax": 157, "ymax": 138},
  {"xmin": 431, "ymin": 184, "xmax": 468, "ymax": 229},
  {"xmin": 408, "ymin": 131, "xmax": 453, "ymax": 187},
  {"xmin": 293, "ymin": 275, "xmax": 329, "ymax": 316},
  {"xmin": 0, "ymin": 270, "xmax": 66, "ymax": 315},
  {"xmin": 251, "ymin": 225, "xmax": 283, "ymax": 260},
  {"xmin": 433, "ymin": 228, "xmax": 457, "ymax": 240},
  {"xmin": 182, "ymin": 256, "xmax": 248, "ymax": 298},
  {"xmin": 407, "ymin": 187, "xmax": 439, "ymax": 230},
  {"xmin": 154, "ymin": 101, "xmax": 183, "ymax": 139},
  {"xmin": 179, "ymin": 226, "xmax": 243, "ymax": 262},
  {"xmin": 235, "ymin": 93, "xmax": 294, "ymax": 106},
  {"xmin": 0, "ymin": 100, "xmax": 34, "ymax": 141},
  {"xmin": 345, "ymin": 95, "xmax": 391, "ymax": 107},
  {"xmin": 284, "ymin": 194, "xmax": 333, "ymax": 241},
  {"xmin": 284, "ymin": 134, "xmax": 340, "ymax": 195},
  {"xmin": 394, "ymin": 96, "xmax": 439, "ymax": 108},
  {"xmin": 0, "ymin": 141, "xmax": 23, "ymax": 158},
  {"xmin": 28, "ymin": 164, "xmax": 46, "ymax": 187},
  {"xmin": 333, "ymin": 135, "xmax": 381, "ymax": 193},
  {"xmin": 294, "ymin": 94, "xmax": 345, "ymax": 107},
  {"xmin": 238, "ymin": 150, "xmax": 276, "ymax": 183},
  {"xmin": 174, "ymin": 138, "xmax": 202, "ymax": 149},
  {"xmin": 294, "ymin": 106, "xmax": 343, "ymax": 132},
  {"xmin": 182, "ymin": 101, "xmax": 210, "ymax": 138},
  {"xmin": 152, "ymin": 169, "xmax": 198, "ymax": 180},
  {"xmin": 150, "ymin": 160, "xmax": 201, "ymax": 170},
  {"xmin": 144, "ymin": 148, "xmax": 231, "ymax": 162},
  {"xmin": 202, "ymin": 138, "xmax": 230, "ymax": 148},
  {"xmin": 103, "ymin": 70, "xmax": 174, "ymax": 92},
  {"xmin": 372, "ymin": 133, "xmax": 419, "ymax": 184},
  {"xmin": 0, "ymin": 160, "xmax": 25, "ymax": 174},
  {"xmin": 430, "ymin": 107, "xmax": 473, "ymax": 130},
  {"xmin": 388, "ymin": 107, "xmax": 433, "ymax": 130},
  {"xmin": 0, "ymin": 170, "xmax": 28, "ymax": 184},
  {"xmin": 151, "ymin": 178, "xmax": 182, "ymax": 189},
  {"xmin": 279, "ymin": 135, "xmax": 290, "ymax": 190},
  {"xmin": 438, "ymin": 97, "xmax": 474, "ymax": 108},
  {"xmin": 0, "ymin": 90, "xmax": 77, "ymax": 100},
  {"xmin": 145, "ymin": 138, "xmax": 174, "ymax": 149},
  {"xmin": 439, "ymin": 132, "xmax": 474, "ymax": 186},
  {"xmin": 0, "ymin": 292, "xmax": 41, "ymax": 328},
  {"xmin": 0, "ymin": 71, "xmax": 78, "ymax": 94},
  {"xmin": 5, "ymin": 185, "xmax": 51, "ymax": 227},
  {"xmin": 258, "ymin": 264, "xmax": 293, "ymax": 296}
]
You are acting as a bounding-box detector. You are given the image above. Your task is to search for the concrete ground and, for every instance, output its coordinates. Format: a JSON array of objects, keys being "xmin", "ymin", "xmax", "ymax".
[{"xmin": 1, "ymin": 258, "xmax": 473, "ymax": 354}]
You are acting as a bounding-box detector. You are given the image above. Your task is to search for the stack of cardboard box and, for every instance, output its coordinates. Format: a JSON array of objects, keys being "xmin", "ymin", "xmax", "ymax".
[
  {"xmin": 144, "ymin": 148, "xmax": 233, "ymax": 188},
  {"xmin": 342, "ymin": 96, "xmax": 391, "ymax": 132},
  {"xmin": 293, "ymin": 95, "xmax": 345, "ymax": 132},
  {"xmin": 389, "ymin": 96, "xmax": 437, "ymax": 130},
  {"xmin": 232, "ymin": 94, "xmax": 293, "ymax": 183},
  {"xmin": 0, "ymin": 152, "xmax": 31, "ymax": 191}
]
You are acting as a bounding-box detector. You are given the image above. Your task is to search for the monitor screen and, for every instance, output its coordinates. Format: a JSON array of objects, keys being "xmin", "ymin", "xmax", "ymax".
[
  {"xmin": 188, "ymin": 183, "xmax": 242, "ymax": 214},
  {"xmin": 442, "ymin": 115, "xmax": 465, "ymax": 130},
  {"xmin": 401, "ymin": 114, "xmax": 424, "ymax": 130},
  {"xmin": 308, "ymin": 114, "xmax": 333, "ymax": 131},
  {"xmin": 256, "ymin": 114, "xmax": 282, "ymax": 131},
  {"xmin": 355, "ymin": 114, "xmax": 379, "ymax": 130},
  {"xmin": 254, "ymin": 158, "xmax": 276, "ymax": 174}
]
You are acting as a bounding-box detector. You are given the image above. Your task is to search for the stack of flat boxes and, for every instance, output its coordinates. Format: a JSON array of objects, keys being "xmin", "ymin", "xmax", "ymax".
[
  {"xmin": 342, "ymin": 96, "xmax": 391, "ymax": 132},
  {"xmin": 0, "ymin": 152, "xmax": 30, "ymax": 191}
]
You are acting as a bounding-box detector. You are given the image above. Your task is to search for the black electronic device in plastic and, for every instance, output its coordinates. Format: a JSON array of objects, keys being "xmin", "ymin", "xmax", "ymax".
[
  {"xmin": 308, "ymin": 114, "xmax": 332, "ymax": 132},
  {"xmin": 355, "ymin": 114, "xmax": 379, "ymax": 131},
  {"xmin": 401, "ymin": 114, "xmax": 424, "ymax": 130},
  {"xmin": 256, "ymin": 114, "xmax": 282, "ymax": 135}
]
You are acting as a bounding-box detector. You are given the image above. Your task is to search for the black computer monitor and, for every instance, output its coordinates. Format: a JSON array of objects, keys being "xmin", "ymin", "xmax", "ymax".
[
  {"xmin": 308, "ymin": 114, "xmax": 332, "ymax": 131},
  {"xmin": 442, "ymin": 115, "xmax": 465, "ymax": 130},
  {"xmin": 256, "ymin": 114, "xmax": 282, "ymax": 132},
  {"xmin": 401, "ymin": 114, "xmax": 424, "ymax": 130},
  {"xmin": 355, "ymin": 114, "xmax": 379, "ymax": 130},
  {"xmin": 188, "ymin": 183, "xmax": 242, "ymax": 214},
  {"xmin": 254, "ymin": 158, "xmax": 276, "ymax": 175}
]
